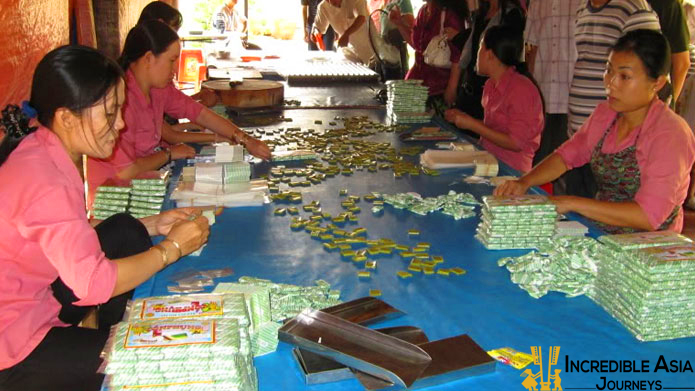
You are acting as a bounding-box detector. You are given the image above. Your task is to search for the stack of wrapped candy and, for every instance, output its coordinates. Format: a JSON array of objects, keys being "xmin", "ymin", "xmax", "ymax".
[
  {"xmin": 591, "ymin": 231, "xmax": 695, "ymax": 341},
  {"xmin": 128, "ymin": 172, "xmax": 169, "ymax": 218},
  {"xmin": 214, "ymin": 277, "xmax": 343, "ymax": 357},
  {"xmin": 195, "ymin": 162, "xmax": 251, "ymax": 185},
  {"xmin": 476, "ymin": 195, "xmax": 557, "ymax": 250},
  {"xmin": 385, "ymin": 80, "xmax": 431, "ymax": 124},
  {"xmin": 92, "ymin": 181, "xmax": 131, "ymax": 220},
  {"xmin": 102, "ymin": 292, "xmax": 257, "ymax": 390}
]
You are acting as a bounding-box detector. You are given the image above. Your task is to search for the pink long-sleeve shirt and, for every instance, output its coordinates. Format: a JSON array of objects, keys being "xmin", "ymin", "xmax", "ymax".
[
  {"xmin": 480, "ymin": 67, "xmax": 545, "ymax": 173},
  {"xmin": 556, "ymin": 100, "xmax": 695, "ymax": 232},
  {"xmin": 87, "ymin": 69, "xmax": 204, "ymax": 191},
  {"xmin": 0, "ymin": 127, "xmax": 117, "ymax": 369}
]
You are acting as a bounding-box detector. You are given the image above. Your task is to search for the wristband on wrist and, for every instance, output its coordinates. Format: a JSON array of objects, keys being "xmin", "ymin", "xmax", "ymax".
[{"xmin": 162, "ymin": 238, "xmax": 182, "ymax": 258}]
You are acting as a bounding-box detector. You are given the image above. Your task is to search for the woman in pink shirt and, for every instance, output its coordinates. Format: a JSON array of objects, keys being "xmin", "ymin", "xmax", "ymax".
[
  {"xmin": 445, "ymin": 24, "xmax": 545, "ymax": 173},
  {"xmin": 0, "ymin": 46, "xmax": 209, "ymax": 391},
  {"xmin": 88, "ymin": 20, "xmax": 270, "ymax": 190},
  {"xmin": 496, "ymin": 30, "xmax": 695, "ymax": 234}
]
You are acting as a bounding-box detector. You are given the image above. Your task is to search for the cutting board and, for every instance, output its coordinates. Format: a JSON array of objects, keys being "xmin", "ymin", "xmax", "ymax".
[{"xmin": 201, "ymin": 80, "xmax": 284, "ymax": 108}]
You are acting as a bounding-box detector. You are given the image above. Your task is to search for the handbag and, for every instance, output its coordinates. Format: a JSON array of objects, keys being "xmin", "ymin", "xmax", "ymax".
[{"xmin": 423, "ymin": 9, "xmax": 452, "ymax": 68}]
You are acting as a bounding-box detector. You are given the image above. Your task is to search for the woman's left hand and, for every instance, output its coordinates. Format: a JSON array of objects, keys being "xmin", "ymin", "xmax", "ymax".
[
  {"xmin": 243, "ymin": 136, "xmax": 272, "ymax": 161},
  {"xmin": 445, "ymin": 108, "xmax": 475, "ymax": 130},
  {"xmin": 549, "ymin": 196, "xmax": 577, "ymax": 215},
  {"xmin": 155, "ymin": 208, "xmax": 202, "ymax": 236}
]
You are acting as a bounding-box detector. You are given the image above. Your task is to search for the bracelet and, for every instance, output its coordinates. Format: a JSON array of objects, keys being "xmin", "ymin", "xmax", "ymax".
[
  {"xmin": 162, "ymin": 238, "xmax": 183, "ymax": 258},
  {"xmin": 152, "ymin": 244, "xmax": 169, "ymax": 268}
]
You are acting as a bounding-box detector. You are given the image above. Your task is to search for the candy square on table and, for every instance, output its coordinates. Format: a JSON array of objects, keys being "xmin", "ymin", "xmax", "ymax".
[
  {"xmin": 450, "ymin": 267, "xmax": 467, "ymax": 275},
  {"xmin": 369, "ymin": 289, "xmax": 382, "ymax": 297},
  {"xmin": 274, "ymin": 208, "xmax": 287, "ymax": 216},
  {"xmin": 357, "ymin": 271, "xmax": 371, "ymax": 278},
  {"xmin": 408, "ymin": 229, "xmax": 420, "ymax": 236},
  {"xmin": 365, "ymin": 261, "xmax": 377, "ymax": 270},
  {"xmin": 437, "ymin": 269, "xmax": 450, "ymax": 276}
]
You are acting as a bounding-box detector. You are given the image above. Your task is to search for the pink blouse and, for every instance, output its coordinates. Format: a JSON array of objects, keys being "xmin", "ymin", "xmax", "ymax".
[
  {"xmin": 0, "ymin": 127, "xmax": 117, "ymax": 369},
  {"xmin": 481, "ymin": 67, "xmax": 544, "ymax": 173},
  {"xmin": 88, "ymin": 69, "xmax": 204, "ymax": 191},
  {"xmin": 556, "ymin": 100, "xmax": 695, "ymax": 232}
]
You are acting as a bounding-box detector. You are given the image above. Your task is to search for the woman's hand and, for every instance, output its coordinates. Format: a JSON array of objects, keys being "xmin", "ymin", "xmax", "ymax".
[
  {"xmin": 493, "ymin": 179, "xmax": 530, "ymax": 196},
  {"xmin": 243, "ymin": 136, "xmax": 272, "ymax": 161},
  {"xmin": 165, "ymin": 215, "xmax": 210, "ymax": 258},
  {"xmin": 154, "ymin": 208, "xmax": 202, "ymax": 236},
  {"xmin": 170, "ymin": 143, "xmax": 196, "ymax": 160},
  {"xmin": 445, "ymin": 108, "xmax": 476, "ymax": 130},
  {"xmin": 443, "ymin": 27, "xmax": 459, "ymax": 40}
]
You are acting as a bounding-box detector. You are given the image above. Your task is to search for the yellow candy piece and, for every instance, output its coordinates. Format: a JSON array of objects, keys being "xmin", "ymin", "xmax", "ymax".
[
  {"xmin": 365, "ymin": 261, "xmax": 377, "ymax": 269},
  {"xmin": 354, "ymin": 255, "xmax": 368, "ymax": 262},
  {"xmin": 407, "ymin": 265, "xmax": 422, "ymax": 273},
  {"xmin": 437, "ymin": 269, "xmax": 450, "ymax": 276},
  {"xmin": 357, "ymin": 271, "xmax": 371, "ymax": 278},
  {"xmin": 274, "ymin": 208, "xmax": 286, "ymax": 216},
  {"xmin": 407, "ymin": 229, "xmax": 420, "ymax": 236},
  {"xmin": 369, "ymin": 289, "xmax": 382, "ymax": 297},
  {"xmin": 417, "ymin": 242, "xmax": 431, "ymax": 249},
  {"xmin": 431, "ymin": 256, "xmax": 444, "ymax": 263},
  {"xmin": 423, "ymin": 266, "xmax": 435, "ymax": 275},
  {"xmin": 400, "ymin": 252, "xmax": 415, "ymax": 259},
  {"xmin": 450, "ymin": 267, "xmax": 467, "ymax": 275}
]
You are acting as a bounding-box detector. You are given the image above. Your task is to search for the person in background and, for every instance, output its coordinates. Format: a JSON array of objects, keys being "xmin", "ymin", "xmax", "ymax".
[
  {"xmin": 444, "ymin": 0, "xmax": 525, "ymax": 120},
  {"xmin": 212, "ymin": 0, "xmax": 261, "ymax": 50},
  {"xmin": 647, "ymin": 0, "xmax": 690, "ymax": 103},
  {"xmin": 406, "ymin": 0, "xmax": 466, "ymax": 102},
  {"xmin": 524, "ymin": 0, "xmax": 582, "ymax": 173},
  {"xmin": 312, "ymin": 0, "xmax": 376, "ymax": 64},
  {"xmin": 137, "ymin": 1, "xmax": 183, "ymax": 31},
  {"xmin": 445, "ymin": 25, "xmax": 544, "ymax": 173},
  {"xmin": 303, "ymin": 0, "xmax": 335, "ymax": 51},
  {"xmin": 374, "ymin": 0, "xmax": 415, "ymax": 79},
  {"xmin": 88, "ymin": 21, "xmax": 270, "ymax": 192},
  {"xmin": 496, "ymin": 30, "xmax": 695, "ymax": 234},
  {"xmin": 564, "ymin": 0, "xmax": 660, "ymax": 198},
  {"xmin": 0, "ymin": 45, "xmax": 209, "ymax": 391}
]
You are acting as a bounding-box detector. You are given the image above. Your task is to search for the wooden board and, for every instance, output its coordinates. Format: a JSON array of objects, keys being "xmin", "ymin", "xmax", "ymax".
[{"xmin": 201, "ymin": 80, "xmax": 284, "ymax": 108}]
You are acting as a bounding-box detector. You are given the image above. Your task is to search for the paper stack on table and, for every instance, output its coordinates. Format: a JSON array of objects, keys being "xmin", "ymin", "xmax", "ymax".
[
  {"xmin": 475, "ymin": 195, "xmax": 558, "ymax": 250},
  {"xmin": 92, "ymin": 182, "xmax": 131, "ymax": 220},
  {"xmin": 420, "ymin": 149, "xmax": 499, "ymax": 176},
  {"xmin": 271, "ymin": 149, "xmax": 318, "ymax": 162},
  {"xmin": 171, "ymin": 179, "xmax": 268, "ymax": 208},
  {"xmin": 591, "ymin": 232, "xmax": 695, "ymax": 341},
  {"xmin": 195, "ymin": 162, "xmax": 251, "ymax": 184},
  {"xmin": 128, "ymin": 171, "xmax": 170, "ymax": 218},
  {"xmin": 215, "ymin": 144, "xmax": 244, "ymax": 163},
  {"xmin": 385, "ymin": 80, "xmax": 431, "ymax": 124}
]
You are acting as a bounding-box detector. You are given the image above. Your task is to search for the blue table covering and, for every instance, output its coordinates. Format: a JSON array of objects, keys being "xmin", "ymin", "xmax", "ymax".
[{"xmin": 135, "ymin": 109, "xmax": 695, "ymax": 391}]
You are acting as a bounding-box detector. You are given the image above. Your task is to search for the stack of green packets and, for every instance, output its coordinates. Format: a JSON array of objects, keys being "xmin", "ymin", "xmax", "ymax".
[
  {"xmin": 214, "ymin": 277, "xmax": 342, "ymax": 357},
  {"xmin": 476, "ymin": 195, "xmax": 557, "ymax": 250},
  {"xmin": 103, "ymin": 292, "xmax": 257, "ymax": 390},
  {"xmin": 101, "ymin": 318, "xmax": 257, "ymax": 391},
  {"xmin": 223, "ymin": 162, "xmax": 251, "ymax": 184},
  {"xmin": 590, "ymin": 231, "xmax": 695, "ymax": 341},
  {"xmin": 128, "ymin": 172, "xmax": 169, "ymax": 218},
  {"xmin": 382, "ymin": 191, "xmax": 479, "ymax": 220},
  {"xmin": 194, "ymin": 162, "xmax": 251, "ymax": 184},
  {"xmin": 385, "ymin": 80, "xmax": 431, "ymax": 124},
  {"xmin": 92, "ymin": 182, "xmax": 131, "ymax": 220}
]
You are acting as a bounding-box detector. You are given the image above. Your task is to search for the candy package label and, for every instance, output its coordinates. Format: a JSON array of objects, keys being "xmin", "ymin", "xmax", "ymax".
[
  {"xmin": 140, "ymin": 295, "xmax": 224, "ymax": 320},
  {"xmin": 124, "ymin": 320, "xmax": 216, "ymax": 348}
]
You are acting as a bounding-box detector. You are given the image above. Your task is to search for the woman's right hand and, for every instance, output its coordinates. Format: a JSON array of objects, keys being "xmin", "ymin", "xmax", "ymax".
[
  {"xmin": 170, "ymin": 143, "xmax": 196, "ymax": 160},
  {"xmin": 493, "ymin": 179, "xmax": 530, "ymax": 196},
  {"xmin": 164, "ymin": 215, "xmax": 210, "ymax": 259}
]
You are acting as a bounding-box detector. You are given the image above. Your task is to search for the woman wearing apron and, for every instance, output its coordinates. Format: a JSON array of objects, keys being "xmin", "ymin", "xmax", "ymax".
[{"xmin": 496, "ymin": 29, "xmax": 695, "ymax": 234}]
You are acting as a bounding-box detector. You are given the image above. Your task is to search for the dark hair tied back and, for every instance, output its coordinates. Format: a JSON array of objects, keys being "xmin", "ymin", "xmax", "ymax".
[{"xmin": 612, "ymin": 29, "xmax": 670, "ymax": 80}]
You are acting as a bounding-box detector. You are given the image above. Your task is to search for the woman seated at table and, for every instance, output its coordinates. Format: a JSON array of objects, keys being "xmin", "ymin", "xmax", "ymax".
[
  {"xmin": 88, "ymin": 20, "xmax": 270, "ymax": 190},
  {"xmin": 0, "ymin": 45, "xmax": 209, "ymax": 391},
  {"xmin": 496, "ymin": 29, "xmax": 695, "ymax": 234},
  {"xmin": 444, "ymin": 25, "xmax": 544, "ymax": 173}
]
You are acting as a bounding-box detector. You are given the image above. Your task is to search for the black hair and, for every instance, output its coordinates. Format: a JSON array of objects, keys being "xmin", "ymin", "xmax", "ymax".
[
  {"xmin": 119, "ymin": 19, "xmax": 180, "ymax": 70},
  {"xmin": 432, "ymin": 0, "xmax": 470, "ymax": 19},
  {"xmin": 0, "ymin": 45, "xmax": 123, "ymax": 166},
  {"xmin": 483, "ymin": 24, "xmax": 545, "ymax": 112},
  {"xmin": 612, "ymin": 29, "xmax": 671, "ymax": 80},
  {"xmin": 138, "ymin": 1, "xmax": 183, "ymax": 31}
]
